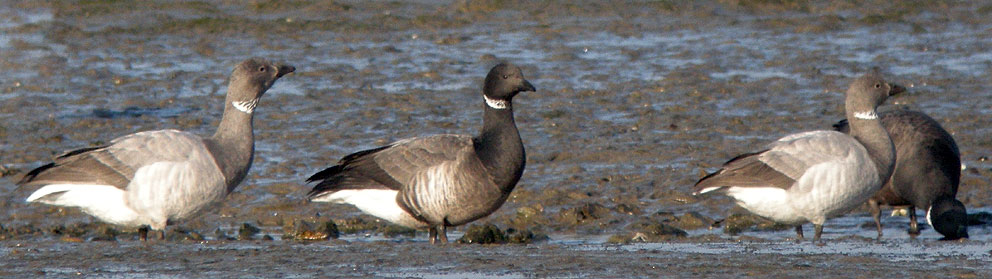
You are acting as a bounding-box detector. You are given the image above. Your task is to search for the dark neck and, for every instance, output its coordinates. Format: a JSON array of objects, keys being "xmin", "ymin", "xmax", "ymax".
[
  {"xmin": 473, "ymin": 103, "xmax": 525, "ymax": 193},
  {"xmin": 205, "ymin": 102, "xmax": 255, "ymax": 192},
  {"xmin": 846, "ymin": 106, "xmax": 895, "ymax": 184}
]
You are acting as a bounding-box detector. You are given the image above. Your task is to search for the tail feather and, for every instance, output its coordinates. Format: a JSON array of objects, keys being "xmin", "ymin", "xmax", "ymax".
[
  {"xmin": 17, "ymin": 162, "xmax": 57, "ymax": 185},
  {"xmin": 693, "ymin": 170, "xmax": 728, "ymax": 195},
  {"xmin": 306, "ymin": 145, "xmax": 399, "ymax": 201},
  {"xmin": 306, "ymin": 165, "xmax": 345, "ymax": 183},
  {"xmin": 17, "ymin": 144, "xmax": 127, "ymax": 188},
  {"xmin": 339, "ymin": 145, "xmax": 390, "ymax": 163},
  {"xmin": 693, "ymin": 149, "xmax": 793, "ymax": 195},
  {"xmin": 306, "ymin": 171, "xmax": 391, "ymax": 200},
  {"xmin": 833, "ymin": 118, "xmax": 851, "ymax": 133}
]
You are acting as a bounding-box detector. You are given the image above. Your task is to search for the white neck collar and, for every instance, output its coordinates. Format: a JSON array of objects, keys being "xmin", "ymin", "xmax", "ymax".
[
  {"xmin": 484, "ymin": 95, "xmax": 509, "ymax": 109},
  {"xmin": 853, "ymin": 111, "xmax": 877, "ymax": 120},
  {"xmin": 926, "ymin": 205, "xmax": 933, "ymax": 226},
  {"xmin": 232, "ymin": 99, "xmax": 259, "ymax": 114}
]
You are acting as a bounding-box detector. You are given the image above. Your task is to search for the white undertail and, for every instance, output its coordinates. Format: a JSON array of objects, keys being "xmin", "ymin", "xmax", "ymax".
[
  {"xmin": 312, "ymin": 189, "xmax": 425, "ymax": 229},
  {"xmin": 26, "ymin": 184, "xmax": 150, "ymax": 228}
]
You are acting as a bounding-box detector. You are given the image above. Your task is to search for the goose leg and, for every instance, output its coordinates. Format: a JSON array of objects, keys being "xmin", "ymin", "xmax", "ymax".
[
  {"xmin": 813, "ymin": 223, "xmax": 824, "ymax": 243},
  {"xmin": 794, "ymin": 225, "xmax": 804, "ymax": 242},
  {"xmin": 907, "ymin": 206, "xmax": 920, "ymax": 236},
  {"xmin": 868, "ymin": 200, "xmax": 883, "ymax": 240},
  {"xmin": 429, "ymin": 227, "xmax": 438, "ymax": 244},
  {"xmin": 139, "ymin": 226, "xmax": 150, "ymax": 242},
  {"xmin": 437, "ymin": 225, "xmax": 448, "ymax": 244}
]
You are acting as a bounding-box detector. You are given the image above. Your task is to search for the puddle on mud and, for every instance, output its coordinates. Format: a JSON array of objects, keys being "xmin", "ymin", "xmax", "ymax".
[{"xmin": 1, "ymin": 1, "xmax": 992, "ymax": 277}]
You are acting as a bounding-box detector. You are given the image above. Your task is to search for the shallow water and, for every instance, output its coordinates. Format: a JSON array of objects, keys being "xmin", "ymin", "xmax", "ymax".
[{"xmin": 2, "ymin": 1, "xmax": 992, "ymax": 277}]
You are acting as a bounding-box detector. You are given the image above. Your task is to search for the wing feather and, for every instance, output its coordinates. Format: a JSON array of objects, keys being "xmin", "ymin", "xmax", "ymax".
[
  {"xmin": 307, "ymin": 135, "xmax": 474, "ymax": 199},
  {"xmin": 695, "ymin": 130, "xmax": 863, "ymax": 194},
  {"xmin": 19, "ymin": 130, "xmax": 211, "ymax": 190}
]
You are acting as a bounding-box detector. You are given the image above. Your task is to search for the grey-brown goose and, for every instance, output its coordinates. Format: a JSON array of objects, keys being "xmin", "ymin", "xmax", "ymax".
[
  {"xmin": 833, "ymin": 108, "xmax": 968, "ymax": 240},
  {"xmin": 307, "ymin": 63, "xmax": 536, "ymax": 244},
  {"xmin": 19, "ymin": 58, "xmax": 294, "ymax": 241},
  {"xmin": 693, "ymin": 70, "xmax": 905, "ymax": 242}
]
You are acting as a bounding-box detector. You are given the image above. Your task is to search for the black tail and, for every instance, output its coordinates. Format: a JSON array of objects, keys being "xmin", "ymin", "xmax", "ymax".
[
  {"xmin": 692, "ymin": 170, "xmax": 726, "ymax": 195},
  {"xmin": 17, "ymin": 145, "xmax": 105, "ymax": 185},
  {"xmin": 306, "ymin": 145, "xmax": 399, "ymax": 201},
  {"xmin": 17, "ymin": 162, "xmax": 56, "ymax": 185},
  {"xmin": 306, "ymin": 167, "xmax": 392, "ymax": 200},
  {"xmin": 306, "ymin": 165, "xmax": 345, "ymax": 184},
  {"xmin": 832, "ymin": 118, "xmax": 850, "ymax": 133}
]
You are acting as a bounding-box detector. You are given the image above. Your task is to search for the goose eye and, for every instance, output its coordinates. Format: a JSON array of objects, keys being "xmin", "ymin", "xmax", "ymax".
[
  {"xmin": 259, "ymin": 66, "xmax": 267, "ymax": 72},
  {"xmin": 874, "ymin": 83, "xmax": 881, "ymax": 89},
  {"xmin": 502, "ymin": 75, "xmax": 508, "ymax": 79}
]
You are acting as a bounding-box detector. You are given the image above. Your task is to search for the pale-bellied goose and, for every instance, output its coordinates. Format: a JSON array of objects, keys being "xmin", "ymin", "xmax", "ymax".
[
  {"xmin": 834, "ymin": 109, "xmax": 967, "ymax": 240},
  {"xmin": 19, "ymin": 58, "xmax": 294, "ymax": 241},
  {"xmin": 693, "ymin": 70, "xmax": 905, "ymax": 242},
  {"xmin": 307, "ymin": 63, "xmax": 536, "ymax": 244}
]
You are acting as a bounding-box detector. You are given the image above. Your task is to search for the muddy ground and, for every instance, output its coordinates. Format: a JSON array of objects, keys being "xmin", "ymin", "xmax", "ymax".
[{"xmin": 1, "ymin": 0, "xmax": 992, "ymax": 278}]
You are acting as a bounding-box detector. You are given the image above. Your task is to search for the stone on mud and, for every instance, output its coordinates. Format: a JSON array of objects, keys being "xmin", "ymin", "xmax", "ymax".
[
  {"xmin": 506, "ymin": 228, "xmax": 550, "ymax": 244},
  {"xmin": 722, "ymin": 213, "xmax": 791, "ymax": 235},
  {"xmin": 454, "ymin": 223, "xmax": 549, "ymax": 244},
  {"xmin": 0, "ymin": 164, "xmax": 18, "ymax": 178},
  {"xmin": 378, "ymin": 224, "xmax": 416, "ymax": 238},
  {"xmin": 335, "ymin": 217, "xmax": 379, "ymax": 234},
  {"xmin": 556, "ymin": 203, "xmax": 611, "ymax": 225},
  {"xmin": 670, "ymin": 212, "xmax": 714, "ymax": 230},
  {"xmin": 608, "ymin": 221, "xmax": 688, "ymax": 244},
  {"xmin": 215, "ymin": 228, "xmax": 236, "ymax": 240},
  {"xmin": 285, "ymin": 220, "xmax": 339, "ymax": 241},
  {"xmin": 457, "ymin": 224, "xmax": 507, "ymax": 244},
  {"xmin": 239, "ymin": 222, "xmax": 262, "ymax": 240},
  {"xmin": 90, "ymin": 225, "xmax": 118, "ymax": 241},
  {"xmin": 507, "ymin": 205, "xmax": 548, "ymax": 229},
  {"xmin": 47, "ymin": 223, "xmax": 121, "ymax": 241},
  {"xmin": 166, "ymin": 227, "xmax": 204, "ymax": 241}
]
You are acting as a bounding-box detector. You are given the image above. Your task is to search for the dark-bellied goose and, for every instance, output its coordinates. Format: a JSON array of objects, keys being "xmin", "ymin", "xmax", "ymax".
[
  {"xmin": 19, "ymin": 58, "xmax": 294, "ymax": 241},
  {"xmin": 306, "ymin": 63, "xmax": 536, "ymax": 244},
  {"xmin": 834, "ymin": 109, "xmax": 968, "ymax": 240},
  {"xmin": 693, "ymin": 70, "xmax": 905, "ymax": 242}
]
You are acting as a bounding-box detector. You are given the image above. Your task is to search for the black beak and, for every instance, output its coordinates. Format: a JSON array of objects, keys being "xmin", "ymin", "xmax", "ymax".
[
  {"xmin": 888, "ymin": 83, "xmax": 905, "ymax": 96},
  {"xmin": 520, "ymin": 80, "xmax": 536, "ymax": 92},
  {"xmin": 277, "ymin": 65, "xmax": 296, "ymax": 78}
]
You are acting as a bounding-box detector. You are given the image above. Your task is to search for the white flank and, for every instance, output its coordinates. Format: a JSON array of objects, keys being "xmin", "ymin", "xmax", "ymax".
[
  {"xmin": 232, "ymin": 99, "xmax": 259, "ymax": 113},
  {"xmin": 725, "ymin": 186, "xmax": 800, "ymax": 223},
  {"xmin": 853, "ymin": 111, "xmax": 878, "ymax": 120},
  {"xmin": 484, "ymin": 95, "xmax": 509, "ymax": 109},
  {"xmin": 26, "ymin": 184, "xmax": 145, "ymax": 227},
  {"xmin": 125, "ymin": 160, "xmax": 225, "ymax": 229},
  {"xmin": 313, "ymin": 189, "xmax": 424, "ymax": 228}
]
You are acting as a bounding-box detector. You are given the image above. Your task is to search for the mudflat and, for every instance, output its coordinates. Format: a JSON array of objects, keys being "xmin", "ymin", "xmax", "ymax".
[{"xmin": 1, "ymin": 1, "xmax": 991, "ymax": 278}]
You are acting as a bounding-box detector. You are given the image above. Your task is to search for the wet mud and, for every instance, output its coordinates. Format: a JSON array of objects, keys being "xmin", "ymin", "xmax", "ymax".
[{"xmin": 2, "ymin": 0, "xmax": 992, "ymax": 277}]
